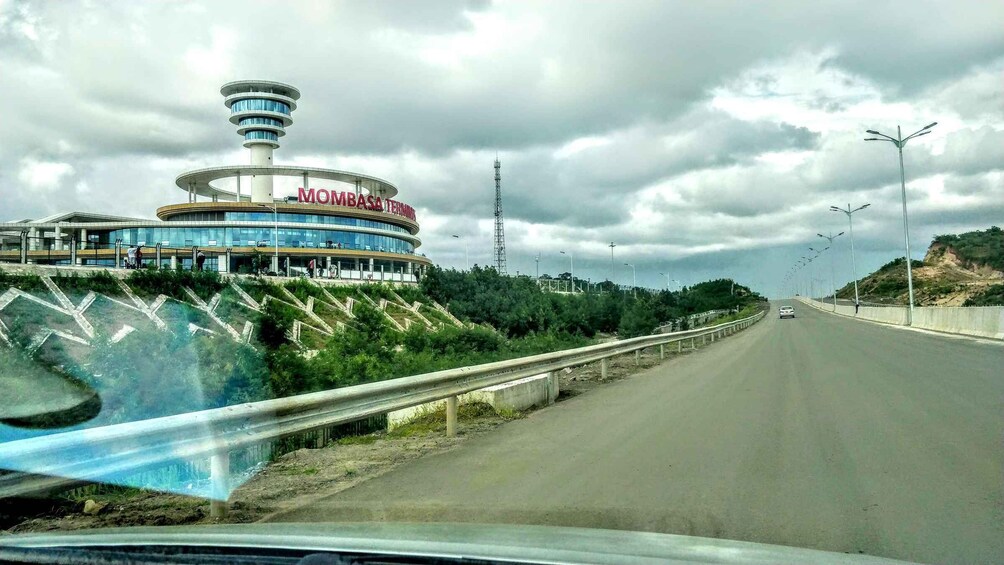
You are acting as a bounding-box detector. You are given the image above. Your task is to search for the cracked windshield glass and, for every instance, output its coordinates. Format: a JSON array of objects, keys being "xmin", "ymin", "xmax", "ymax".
[{"xmin": 1, "ymin": 2, "xmax": 1002, "ymax": 564}]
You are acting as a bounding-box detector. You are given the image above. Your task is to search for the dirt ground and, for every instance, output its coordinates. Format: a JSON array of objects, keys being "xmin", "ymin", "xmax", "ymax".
[{"xmin": 3, "ymin": 339, "xmax": 711, "ymax": 534}]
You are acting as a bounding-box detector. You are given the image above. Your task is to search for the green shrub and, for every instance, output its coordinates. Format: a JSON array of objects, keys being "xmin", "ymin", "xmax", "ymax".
[{"xmin": 127, "ymin": 269, "xmax": 226, "ymax": 301}]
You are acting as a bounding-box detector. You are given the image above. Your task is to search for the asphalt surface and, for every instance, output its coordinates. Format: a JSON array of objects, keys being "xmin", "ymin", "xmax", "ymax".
[{"xmin": 271, "ymin": 301, "xmax": 1004, "ymax": 564}]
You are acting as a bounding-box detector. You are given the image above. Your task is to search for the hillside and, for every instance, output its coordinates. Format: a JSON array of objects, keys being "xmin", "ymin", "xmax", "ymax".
[
  {"xmin": 1, "ymin": 265, "xmax": 758, "ymax": 433},
  {"xmin": 836, "ymin": 226, "xmax": 1004, "ymax": 306}
]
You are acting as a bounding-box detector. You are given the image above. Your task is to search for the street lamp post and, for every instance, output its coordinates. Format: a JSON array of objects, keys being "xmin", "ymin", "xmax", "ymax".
[
  {"xmin": 451, "ymin": 234, "xmax": 468, "ymax": 271},
  {"xmin": 817, "ymin": 232, "xmax": 844, "ymax": 311},
  {"xmin": 623, "ymin": 263, "xmax": 636, "ymax": 297},
  {"xmin": 865, "ymin": 122, "xmax": 937, "ymax": 325},
  {"xmin": 257, "ymin": 203, "xmax": 280, "ymax": 275},
  {"xmin": 658, "ymin": 272, "xmax": 670, "ymax": 291},
  {"xmin": 560, "ymin": 250, "xmax": 574, "ymax": 293},
  {"xmin": 608, "ymin": 242, "xmax": 616, "ymax": 283},
  {"xmin": 830, "ymin": 203, "xmax": 870, "ymax": 307},
  {"xmin": 534, "ymin": 252, "xmax": 540, "ymax": 280}
]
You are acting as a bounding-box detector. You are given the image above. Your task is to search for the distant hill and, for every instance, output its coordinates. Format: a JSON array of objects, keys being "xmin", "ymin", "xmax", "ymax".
[{"xmin": 836, "ymin": 226, "xmax": 1004, "ymax": 306}]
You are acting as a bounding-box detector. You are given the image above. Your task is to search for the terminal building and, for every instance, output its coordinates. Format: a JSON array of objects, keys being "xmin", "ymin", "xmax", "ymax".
[{"xmin": 0, "ymin": 80, "xmax": 430, "ymax": 282}]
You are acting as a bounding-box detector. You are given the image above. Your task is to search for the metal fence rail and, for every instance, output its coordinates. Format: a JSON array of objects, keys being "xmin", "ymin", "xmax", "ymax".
[{"xmin": 0, "ymin": 308, "xmax": 765, "ymax": 514}]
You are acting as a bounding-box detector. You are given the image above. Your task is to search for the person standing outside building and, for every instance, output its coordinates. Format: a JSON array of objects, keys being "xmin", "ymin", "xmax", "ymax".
[
  {"xmin": 308, "ymin": 258, "xmax": 316, "ymax": 278},
  {"xmin": 126, "ymin": 245, "xmax": 137, "ymax": 269},
  {"xmin": 196, "ymin": 251, "xmax": 206, "ymax": 271},
  {"xmin": 135, "ymin": 246, "xmax": 143, "ymax": 269}
]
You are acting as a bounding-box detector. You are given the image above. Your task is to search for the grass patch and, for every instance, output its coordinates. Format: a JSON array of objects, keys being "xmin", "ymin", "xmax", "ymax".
[
  {"xmin": 0, "ymin": 271, "xmax": 47, "ymax": 293},
  {"xmin": 387, "ymin": 401, "xmax": 520, "ymax": 438},
  {"xmin": 52, "ymin": 271, "xmax": 123, "ymax": 297},
  {"xmin": 127, "ymin": 269, "xmax": 226, "ymax": 301},
  {"xmin": 276, "ymin": 466, "xmax": 320, "ymax": 476},
  {"xmin": 62, "ymin": 484, "xmax": 146, "ymax": 504},
  {"xmin": 335, "ymin": 434, "xmax": 380, "ymax": 446},
  {"xmin": 283, "ymin": 279, "xmax": 326, "ymax": 304}
]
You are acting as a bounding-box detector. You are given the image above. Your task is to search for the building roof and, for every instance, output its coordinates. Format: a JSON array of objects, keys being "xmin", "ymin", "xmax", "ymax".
[{"xmin": 28, "ymin": 211, "xmax": 152, "ymax": 224}]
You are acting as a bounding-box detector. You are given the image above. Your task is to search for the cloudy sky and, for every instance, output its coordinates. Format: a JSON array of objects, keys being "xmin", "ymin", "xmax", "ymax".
[{"xmin": 2, "ymin": 0, "xmax": 1002, "ymax": 296}]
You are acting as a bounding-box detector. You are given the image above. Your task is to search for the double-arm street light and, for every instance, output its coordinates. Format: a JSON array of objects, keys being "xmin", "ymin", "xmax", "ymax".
[
  {"xmin": 608, "ymin": 242, "xmax": 616, "ymax": 282},
  {"xmin": 451, "ymin": 234, "xmax": 469, "ymax": 271},
  {"xmin": 865, "ymin": 121, "xmax": 936, "ymax": 324},
  {"xmin": 830, "ymin": 203, "xmax": 870, "ymax": 306},
  {"xmin": 817, "ymin": 232, "xmax": 844, "ymax": 311},
  {"xmin": 560, "ymin": 250, "xmax": 574, "ymax": 292},
  {"xmin": 623, "ymin": 262, "xmax": 636, "ymax": 297}
]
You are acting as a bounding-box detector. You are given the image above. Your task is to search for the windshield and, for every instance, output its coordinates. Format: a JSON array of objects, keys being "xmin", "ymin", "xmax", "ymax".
[{"xmin": 1, "ymin": 2, "xmax": 1002, "ymax": 564}]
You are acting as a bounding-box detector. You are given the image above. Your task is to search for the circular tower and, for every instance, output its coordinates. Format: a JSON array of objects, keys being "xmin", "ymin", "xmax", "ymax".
[{"xmin": 220, "ymin": 80, "xmax": 301, "ymax": 203}]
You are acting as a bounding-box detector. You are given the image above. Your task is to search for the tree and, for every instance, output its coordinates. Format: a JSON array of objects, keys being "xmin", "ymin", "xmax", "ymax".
[
  {"xmin": 618, "ymin": 300, "xmax": 659, "ymax": 338},
  {"xmin": 258, "ymin": 300, "xmax": 295, "ymax": 349}
]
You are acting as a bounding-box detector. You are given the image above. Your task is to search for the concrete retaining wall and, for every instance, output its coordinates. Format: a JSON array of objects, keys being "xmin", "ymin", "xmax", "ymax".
[
  {"xmin": 912, "ymin": 306, "xmax": 1004, "ymax": 340},
  {"xmin": 387, "ymin": 372, "xmax": 557, "ymax": 430},
  {"xmin": 799, "ymin": 298, "xmax": 1003, "ymax": 340}
]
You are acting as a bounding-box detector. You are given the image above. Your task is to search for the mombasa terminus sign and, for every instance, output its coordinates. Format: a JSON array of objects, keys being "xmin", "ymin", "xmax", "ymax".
[{"xmin": 297, "ymin": 187, "xmax": 417, "ymax": 221}]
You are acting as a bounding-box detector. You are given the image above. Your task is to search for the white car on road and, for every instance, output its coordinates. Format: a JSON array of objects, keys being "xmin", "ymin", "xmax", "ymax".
[{"xmin": 779, "ymin": 306, "xmax": 795, "ymax": 319}]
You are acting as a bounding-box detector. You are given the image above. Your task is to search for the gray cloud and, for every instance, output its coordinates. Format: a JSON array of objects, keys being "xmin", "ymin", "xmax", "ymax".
[{"xmin": 2, "ymin": 0, "xmax": 1002, "ymax": 295}]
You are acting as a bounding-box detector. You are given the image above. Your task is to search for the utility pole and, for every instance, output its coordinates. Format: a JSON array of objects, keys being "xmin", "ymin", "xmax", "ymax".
[{"xmin": 534, "ymin": 252, "xmax": 540, "ymax": 280}]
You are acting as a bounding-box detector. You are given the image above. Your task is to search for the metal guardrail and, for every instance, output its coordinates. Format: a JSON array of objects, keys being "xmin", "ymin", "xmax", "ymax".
[{"xmin": 0, "ymin": 309, "xmax": 765, "ymax": 514}]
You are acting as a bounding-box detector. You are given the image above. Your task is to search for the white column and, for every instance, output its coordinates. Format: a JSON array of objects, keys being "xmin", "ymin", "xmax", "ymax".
[
  {"xmin": 80, "ymin": 228, "xmax": 87, "ymax": 250},
  {"xmin": 250, "ymin": 145, "xmax": 274, "ymax": 203},
  {"xmin": 302, "ymin": 172, "xmax": 309, "ymax": 191},
  {"xmin": 53, "ymin": 227, "xmax": 62, "ymax": 251},
  {"xmin": 235, "ymin": 173, "xmax": 241, "ymax": 201}
]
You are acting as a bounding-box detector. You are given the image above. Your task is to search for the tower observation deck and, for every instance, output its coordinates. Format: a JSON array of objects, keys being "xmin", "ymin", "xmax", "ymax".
[{"xmin": 221, "ymin": 80, "xmax": 301, "ymax": 202}]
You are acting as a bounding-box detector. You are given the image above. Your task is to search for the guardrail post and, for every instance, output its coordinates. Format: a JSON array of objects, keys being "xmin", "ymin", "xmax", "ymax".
[
  {"xmin": 600, "ymin": 357, "xmax": 609, "ymax": 378},
  {"xmin": 210, "ymin": 450, "xmax": 230, "ymax": 519},
  {"xmin": 660, "ymin": 344, "xmax": 665, "ymax": 359},
  {"xmin": 677, "ymin": 340, "xmax": 682, "ymax": 353},
  {"xmin": 635, "ymin": 349, "xmax": 641, "ymax": 365},
  {"xmin": 546, "ymin": 371, "xmax": 558, "ymax": 404},
  {"xmin": 446, "ymin": 395, "xmax": 458, "ymax": 437}
]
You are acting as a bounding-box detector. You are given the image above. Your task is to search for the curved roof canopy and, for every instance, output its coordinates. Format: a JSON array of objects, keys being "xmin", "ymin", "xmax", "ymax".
[{"xmin": 175, "ymin": 166, "xmax": 400, "ymax": 200}]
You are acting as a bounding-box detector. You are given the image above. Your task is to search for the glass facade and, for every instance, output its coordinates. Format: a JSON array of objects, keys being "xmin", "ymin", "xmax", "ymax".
[
  {"xmin": 245, "ymin": 131, "xmax": 279, "ymax": 142},
  {"xmin": 230, "ymin": 99, "xmax": 290, "ymax": 115},
  {"xmin": 97, "ymin": 227, "xmax": 415, "ymax": 254},
  {"xmin": 164, "ymin": 212, "xmax": 410, "ymax": 233},
  {"xmin": 238, "ymin": 117, "xmax": 284, "ymax": 128}
]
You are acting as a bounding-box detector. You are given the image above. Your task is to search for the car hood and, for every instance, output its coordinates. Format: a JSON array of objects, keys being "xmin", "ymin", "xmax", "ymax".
[{"xmin": 0, "ymin": 522, "xmax": 919, "ymax": 564}]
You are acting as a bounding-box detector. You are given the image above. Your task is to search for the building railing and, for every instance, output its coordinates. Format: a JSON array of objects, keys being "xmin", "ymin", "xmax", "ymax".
[{"xmin": 0, "ymin": 308, "xmax": 765, "ymax": 513}]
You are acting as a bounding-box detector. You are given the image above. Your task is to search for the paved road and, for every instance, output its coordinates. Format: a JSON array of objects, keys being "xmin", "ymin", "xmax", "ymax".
[{"xmin": 271, "ymin": 302, "xmax": 1004, "ymax": 564}]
